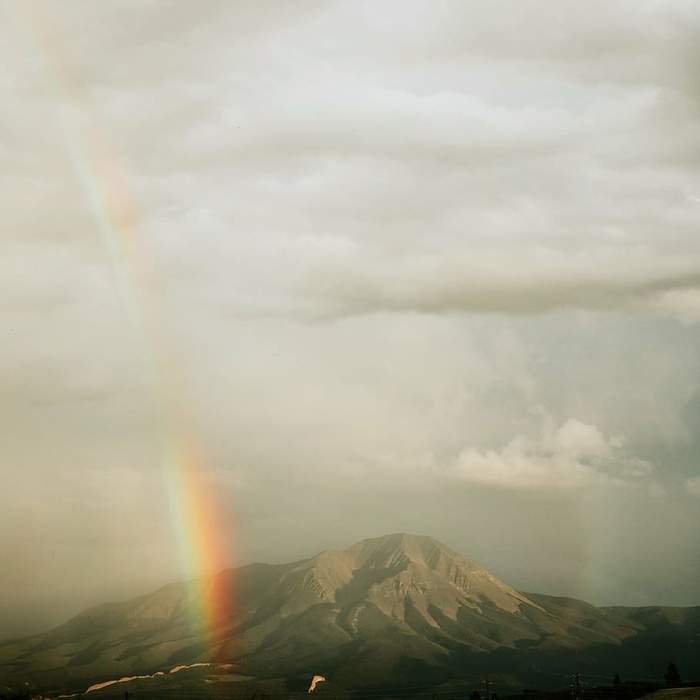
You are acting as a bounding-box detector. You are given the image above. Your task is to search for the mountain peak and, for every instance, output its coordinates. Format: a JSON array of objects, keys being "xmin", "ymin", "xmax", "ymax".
[
  {"xmin": 2, "ymin": 533, "xmax": 698, "ymax": 695},
  {"xmin": 342, "ymin": 532, "xmax": 471, "ymax": 571},
  {"xmin": 293, "ymin": 532, "xmax": 533, "ymax": 621}
]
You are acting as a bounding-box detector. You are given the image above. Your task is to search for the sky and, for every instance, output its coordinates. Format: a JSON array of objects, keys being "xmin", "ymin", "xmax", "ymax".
[{"xmin": 1, "ymin": 0, "xmax": 700, "ymax": 638}]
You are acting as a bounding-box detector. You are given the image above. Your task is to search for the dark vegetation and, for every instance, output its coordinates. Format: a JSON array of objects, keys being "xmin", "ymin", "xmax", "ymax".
[{"xmin": 1, "ymin": 671, "xmax": 699, "ymax": 700}]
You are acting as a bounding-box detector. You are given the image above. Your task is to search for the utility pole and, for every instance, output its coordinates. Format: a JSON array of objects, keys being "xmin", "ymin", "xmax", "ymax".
[
  {"xmin": 572, "ymin": 673, "xmax": 581, "ymax": 700},
  {"xmin": 484, "ymin": 678, "xmax": 492, "ymax": 700}
]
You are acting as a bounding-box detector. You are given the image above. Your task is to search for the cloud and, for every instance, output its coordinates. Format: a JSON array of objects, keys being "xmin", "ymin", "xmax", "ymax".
[
  {"xmin": 551, "ymin": 418, "xmax": 618, "ymax": 458},
  {"xmin": 5, "ymin": 0, "xmax": 700, "ymax": 326},
  {"xmin": 646, "ymin": 288, "xmax": 700, "ymax": 325},
  {"xmin": 685, "ymin": 476, "xmax": 700, "ymax": 497},
  {"xmin": 448, "ymin": 416, "xmax": 650, "ymax": 490},
  {"xmin": 298, "ymin": 248, "xmax": 700, "ymax": 319}
]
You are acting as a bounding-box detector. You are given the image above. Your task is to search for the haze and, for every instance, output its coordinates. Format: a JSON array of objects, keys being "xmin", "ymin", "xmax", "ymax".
[{"xmin": 1, "ymin": 0, "xmax": 699, "ymax": 638}]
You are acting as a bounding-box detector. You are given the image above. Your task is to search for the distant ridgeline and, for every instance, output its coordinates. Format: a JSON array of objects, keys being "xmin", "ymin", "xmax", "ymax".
[{"xmin": 0, "ymin": 534, "xmax": 698, "ymax": 696}]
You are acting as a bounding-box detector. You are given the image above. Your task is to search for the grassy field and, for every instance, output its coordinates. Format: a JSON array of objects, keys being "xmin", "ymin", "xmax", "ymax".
[{"xmin": 640, "ymin": 689, "xmax": 700, "ymax": 700}]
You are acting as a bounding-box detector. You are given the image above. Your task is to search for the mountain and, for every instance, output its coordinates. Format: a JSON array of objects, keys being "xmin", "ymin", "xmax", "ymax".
[{"xmin": 1, "ymin": 534, "xmax": 698, "ymax": 695}]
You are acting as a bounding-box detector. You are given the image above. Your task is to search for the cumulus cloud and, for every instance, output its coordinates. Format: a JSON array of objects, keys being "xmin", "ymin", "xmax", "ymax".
[
  {"xmin": 448, "ymin": 416, "xmax": 649, "ymax": 490},
  {"xmin": 685, "ymin": 476, "xmax": 700, "ymax": 497},
  {"xmin": 646, "ymin": 288, "xmax": 700, "ymax": 325}
]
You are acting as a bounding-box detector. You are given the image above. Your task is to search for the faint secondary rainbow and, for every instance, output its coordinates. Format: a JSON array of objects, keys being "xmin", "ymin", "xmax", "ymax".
[{"xmin": 9, "ymin": 0, "xmax": 236, "ymax": 647}]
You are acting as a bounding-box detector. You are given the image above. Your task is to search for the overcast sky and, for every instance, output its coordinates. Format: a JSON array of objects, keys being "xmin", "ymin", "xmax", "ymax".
[{"xmin": 1, "ymin": 0, "xmax": 700, "ymax": 638}]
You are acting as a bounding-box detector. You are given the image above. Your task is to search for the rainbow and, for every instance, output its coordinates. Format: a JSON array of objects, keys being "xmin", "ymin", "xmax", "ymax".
[{"xmin": 8, "ymin": 1, "xmax": 236, "ymax": 649}]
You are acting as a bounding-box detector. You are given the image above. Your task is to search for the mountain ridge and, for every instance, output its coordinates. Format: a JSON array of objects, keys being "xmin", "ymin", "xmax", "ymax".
[{"xmin": 1, "ymin": 533, "xmax": 698, "ymax": 694}]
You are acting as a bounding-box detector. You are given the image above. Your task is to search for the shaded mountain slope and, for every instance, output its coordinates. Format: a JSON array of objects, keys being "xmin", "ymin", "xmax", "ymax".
[{"xmin": 0, "ymin": 534, "xmax": 698, "ymax": 694}]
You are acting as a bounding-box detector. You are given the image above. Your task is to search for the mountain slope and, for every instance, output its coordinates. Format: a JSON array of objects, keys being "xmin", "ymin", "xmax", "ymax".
[{"xmin": 0, "ymin": 534, "xmax": 698, "ymax": 693}]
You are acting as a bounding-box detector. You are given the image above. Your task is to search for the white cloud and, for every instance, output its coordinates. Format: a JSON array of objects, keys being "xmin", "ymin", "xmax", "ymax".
[
  {"xmin": 452, "ymin": 438, "xmax": 598, "ymax": 490},
  {"xmin": 550, "ymin": 419, "xmax": 617, "ymax": 459},
  {"xmin": 449, "ymin": 416, "xmax": 650, "ymax": 490},
  {"xmin": 684, "ymin": 476, "xmax": 700, "ymax": 497},
  {"xmin": 646, "ymin": 288, "xmax": 700, "ymax": 325}
]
